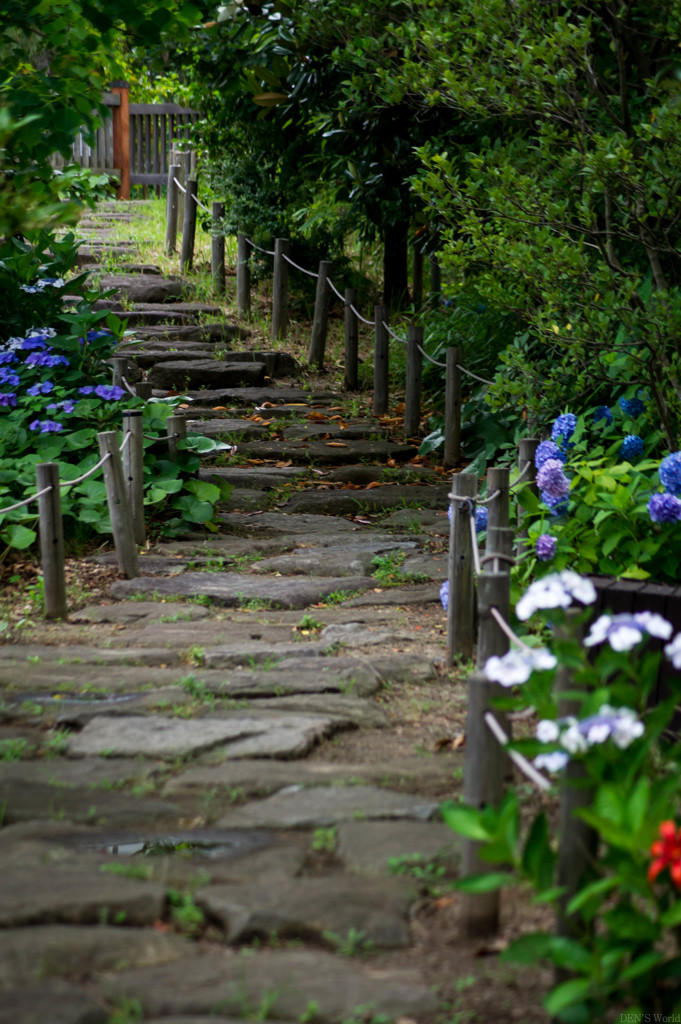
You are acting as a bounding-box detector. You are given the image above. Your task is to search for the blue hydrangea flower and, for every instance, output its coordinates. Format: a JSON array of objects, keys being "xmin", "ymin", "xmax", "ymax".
[
  {"xmin": 20, "ymin": 284, "xmax": 39, "ymax": 293},
  {"xmin": 535, "ymin": 440, "xmax": 566, "ymax": 469},
  {"xmin": 619, "ymin": 396, "xmax": 645, "ymax": 418},
  {"xmin": 551, "ymin": 413, "xmax": 577, "ymax": 445},
  {"xmin": 46, "ymin": 399, "xmax": 76, "ymax": 414},
  {"xmin": 25, "ymin": 352, "xmax": 68, "ymax": 369},
  {"xmin": 541, "ymin": 491, "xmax": 569, "ymax": 516},
  {"xmin": 94, "ymin": 385, "xmax": 125, "ymax": 401},
  {"xmin": 593, "ymin": 405, "xmax": 612, "ymax": 425},
  {"xmin": 620, "ymin": 434, "xmax": 644, "ymax": 461},
  {"xmin": 535, "ymin": 534, "xmax": 557, "ymax": 561},
  {"xmin": 439, "ymin": 580, "xmax": 449, "ymax": 612},
  {"xmin": 648, "ymin": 493, "xmax": 681, "ymax": 524},
  {"xmin": 0, "ymin": 352, "xmax": 17, "ymax": 365},
  {"xmin": 27, "ymin": 381, "xmax": 54, "ymax": 396},
  {"xmin": 475, "ymin": 506, "xmax": 488, "ymax": 532},
  {"xmin": 0, "ymin": 370, "xmax": 20, "ymax": 387},
  {"xmin": 0, "ymin": 392, "xmax": 17, "ymax": 408},
  {"xmin": 78, "ymin": 386, "xmax": 96, "ymax": 395},
  {"xmin": 19, "ymin": 337, "xmax": 50, "ymax": 352},
  {"xmin": 29, "ymin": 419, "xmax": 63, "ymax": 433},
  {"xmin": 536, "ymin": 459, "xmax": 570, "ymax": 499},
  {"xmin": 660, "ymin": 452, "xmax": 681, "ymax": 496}
]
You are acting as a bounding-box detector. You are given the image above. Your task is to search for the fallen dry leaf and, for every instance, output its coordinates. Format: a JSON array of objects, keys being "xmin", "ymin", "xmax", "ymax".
[
  {"xmin": 275, "ymin": 460, "xmax": 292, "ymax": 468},
  {"xmin": 211, "ymin": 406, "xmax": 227, "ymax": 411},
  {"xmin": 325, "ymin": 441, "xmax": 347, "ymax": 448},
  {"xmin": 474, "ymin": 937, "xmax": 508, "ymax": 957},
  {"xmin": 366, "ymin": 481, "xmax": 383, "ymax": 489}
]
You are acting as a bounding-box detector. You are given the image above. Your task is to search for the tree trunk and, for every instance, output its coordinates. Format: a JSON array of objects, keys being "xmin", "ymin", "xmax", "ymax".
[{"xmin": 383, "ymin": 220, "xmax": 409, "ymax": 310}]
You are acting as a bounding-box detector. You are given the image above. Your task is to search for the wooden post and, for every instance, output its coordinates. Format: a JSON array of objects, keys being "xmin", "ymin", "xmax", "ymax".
[
  {"xmin": 111, "ymin": 80, "xmax": 130, "ymax": 200},
  {"xmin": 460, "ymin": 571, "xmax": 511, "ymax": 937},
  {"xmin": 112, "ymin": 357, "xmax": 127, "ymax": 390},
  {"xmin": 486, "ymin": 467, "xmax": 510, "ymax": 562},
  {"xmin": 447, "ymin": 472, "xmax": 477, "ymax": 663},
  {"xmin": 485, "ymin": 526, "xmax": 515, "ymax": 575},
  {"xmin": 135, "ymin": 382, "xmax": 152, "ymax": 400},
  {"xmin": 97, "ymin": 432, "xmax": 139, "ymax": 579},
  {"xmin": 237, "ymin": 233, "xmax": 251, "ymax": 318},
  {"xmin": 271, "ymin": 238, "xmax": 289, "ymax": 341},
  {"xmin": 171, "ymin": 149, "xmax": 188, "ymax": 230},
  {"xmin": 404, "ymin": 325, "xmax": 423, "ymax": 439},
  {"xmin": 180, "ymin": 178, "xmax": 198, "ymax": 272},
  {"xmin": 167, "ymin": 413, "xmax": 187, "ymax": 460},
  {"xmin": 429, "ymin": 255, "xmax": 441, "ymax": 305},
  {"xmin": 308, "ymin": 260, "xmax": 332, "ymax": 369},
  {"xmin": 122, "ymin": 410, "xmax": 145, "ymax": 546},
  {"xmin": 344, "ymin": 287, "xmax": 358, "ymax": 391},
  {"xmin": 444, "ymin": 346, "xmax": 462, "ymax": 469},
  {"xmin": 211, "ymin": 201, "xmax": 226, "ymax": 297},
  {"xmin": 36, "ymin": 463, "xmax": 66, "ymax": 619},
  {"xmin": 413, "ymin": 247, "xmax": 423, "ymax": 312},
  {"xmin": 165, "ymin": 163, "xmax": 180, "ymax": 255},
  {"xmin": 373, "ymin": 305, "xmax": 389, "ymax": 416}
]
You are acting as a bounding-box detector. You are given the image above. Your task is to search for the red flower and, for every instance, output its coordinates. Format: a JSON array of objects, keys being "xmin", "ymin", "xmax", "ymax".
[{"xmin": 648, "ymin": 820, "xmax": 681, "ymax": 889}]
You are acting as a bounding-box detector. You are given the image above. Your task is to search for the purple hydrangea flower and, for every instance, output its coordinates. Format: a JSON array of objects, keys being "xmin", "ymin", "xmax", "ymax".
[
  {"xmin": 29, "ymin": 419, "xmax": 64, "ymax": 433},
  {"xmin": 535, "ymin": 534, "xmax": 557, "ymax": 561},
  {"xmin": 0, "ymin": 352, "xmax": 17, "ymax": 365},
  {"xmin": 535, "ymin": 440, "xmax": 566, "ymax": 469},
  {"xmin": 0, "ymin": 392, "xmax": 17, "ymax": 408},
  {"xmin": 648, "ymin": 492, "xmax": 681, "ymax": 524},
  {"xmin": 439, "ymin": 580, "xmax": 449, "ymax": 612},
  {"xmin": 593, "ymin": 405, "xmax": 612, "ymax": 425},
  {"xmin": 46, "ymin": 399, "xmax": 76, "ymax": 414},
  {"xmin": 0, "ymin": 370, "xmax": 19, "ymax": 387},
  {"xmin": 87, "ymin": 329, "xmax": 111, "ymax": 340},
  {"xmin": 541, "ymin": 491, "xmax": 569, "ymax": 516},
  {"xmin": 619, "ymin": 396, "xmax": 645, "ymax": 418},
  {"xmin": 551, "ymin": 413, "xmax": 577, "ymax": 445},
  {"xmin": 475, "ymin": 506, "xmax": 488, "ymax": 532},
  {"xmin": 27, "ymin": 381, "xmax": 54, "ymax": 396},
  {"xmin": 536, "ymin": 459, "xmax": 570, "ymax": 499},
  {"xmin": 94, "ymin": 385, "xmax": 125, "ymax": 401},
  {"xmin": 660, "ymin": 452, "xmax": 681, "ymax": 496},
  {"xmin": 78, "ymin": 386, "xmax": 95, "ymax": 395},
  {"xmin": 25, "ymin": 352, "xmax": 69, "ymax": 369},
  {"xmin": 585, "ymin": 611, "xmax": 672, "ymax": 651},
  {"xmin": 620, "ymin": 434, "xmax": 644, "ymax": 461}
]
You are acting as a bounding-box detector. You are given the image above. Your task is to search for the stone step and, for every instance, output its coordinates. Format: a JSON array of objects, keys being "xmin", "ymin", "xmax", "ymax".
[
  {"xmin": 218, "ymin": 438, "xmax": 418, "ymax": 466},
  {"xmin": 97, "ymin": 273, "xmax": 192, "ymax": 303},
  {"xmin": 148, "ymin": 360, "xmax": 266, "ymax": 389},
  {"xmin": 120, "ymin": 323, "xmax": 247, "ymax": 345}
]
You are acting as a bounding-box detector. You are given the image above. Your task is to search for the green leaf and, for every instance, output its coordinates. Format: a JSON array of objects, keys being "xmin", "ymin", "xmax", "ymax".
[
  {"xmin": 1, "ymin": 524, "xmax": 37, "ymax": 549},
  {"xmin": 544, "ymin": 978, "xmax": 592, "ymax": 1016},
  {"xmin": 172, "ymin": 495, "xmax": 215, "ymax": 524},
  {"xmin": 620, "ymin": 951, "xmax": 664, "ymax": 980},
  {"xmin": 64, "ymin": 428, "xmax": 96, "ymax": 450},
  {"xmin": 453, "ymin": 871, "xmax": 515, "ymax": 893},
  {"xmin": 440, "ymin": 801, "xmax": 493, "ymax": 840},
  {"xmin": 660, "ymin": 901, "xmax": 681, "ymax": 927},
  {"xmin": 566, "ymin": 876, "xmax": 618, "ymax": 916},
  {"xmin": 185, "ymin": 479, "xmax": 221, "ymax": 503},
  {"xmin": 418, "ymin": 428, "xmax": 445, "ymax": 456}
]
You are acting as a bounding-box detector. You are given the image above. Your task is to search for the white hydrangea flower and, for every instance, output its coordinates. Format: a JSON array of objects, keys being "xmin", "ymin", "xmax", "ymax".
[
  {"xmin": 484, "ymin": 647, "xmax": 557, "ymax": 687},
  {"xmin": 560, "ymin": 718, "xmax": 589, "ymax": 754},
  {"xmin": 636, "ymin": 611, "xmax": 674, "ymax": 640},
  {"xmin": 559, "ymin": 571, "xmax": 597, "ymax": 606},
  {"xmin": 665, "ymin": 633, "xmax": 681, "ymax": 669},
  {"xmin": 516, "ymin": 571, "xmax": 596, "ymax": 621},
  {"xmin": 585, "ymin": 722, "xmax": 611, "ymax": 745},
  {"xmin": 536, "ymin": 719, "xmax": 560, "ymax": 743},
  {"xmin": 585, "ymin": 612, "xmax": 673, "ymax": 652},
  {"xmin": 534, "ymin": 751, "xmax": 569, "ymax": 773},
  {"xmin": 610, "ymin": 709, "xmax": 645, "ymax": 749}
]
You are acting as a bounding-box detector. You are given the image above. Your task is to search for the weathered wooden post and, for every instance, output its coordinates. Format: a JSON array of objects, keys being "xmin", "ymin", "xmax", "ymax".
[
  {"xmin": 517, "ymin": 437, "xmax": 539, "ymax": 552},
  {"xmin": 135, "ymin": 382, "xmax": 152, "ymax": 400},
  {"xmin": 444, "ymin": 346, "xmax": 462, "ymax": 470},
  {"xmin": 447, "ymin": 472, "xmax": 477, "ymax": 663},
  {"xmin": 485, "ymin": 526, "xmax": 515, "ymax": 575},
  {"xmin": 373, "ymin": 305, "xmax": 389, "ymax": 416},
  {"xmin": 461, "ymin": 571, "xmax": 511, "ymax": 936},
  {"xmin": 122, "ymin": 409, "xmax": 145, "ymax": 546},
  {"xmin": 171, "ymin": 149, "xmax": 189, "ymax": 229},
  {"xmin": 180, "ymin": 178, "xmax": 198, "ymax": 272},
  {"xmin": 112, "ymin": 357, "xmax": 128, "ymax": 390},
  {"xmin": 344, "ymin": 287, "xmax": 359, "ymax": 391},
  {"xmin": 97, "ymin": 432, "xmax": 139, "ymax": 579},
  {"xmin": 36, "ymin": 463, "xmax": 66, "ymax": 619},
  {"xmin": 165, "ymin": 163, "xmax": 181, "ymax": 255},
  {"xmin": 413, "ymin": 247, "xmax": 424, "ymax": 312},
  {"xmin": 271, "ymin": 238, "xmax": 289, "ymax": 341},
  {"xmin": 486, "ymin": 467, "xmax": 510, "ymax": 561},
  {"xmin": 167, "ymin": 413, "xmax": 187, "ymax": 461},
  {"xmin": 211, "ymin": 201, "xmax": 226, "ymax": 297},
  {"xmin": 308, "ymin": 260, "xmax": 333, "ymax": 369},
  {"xmin": 404, "ymin": 325, "xmax": 423, "ymax": 439},
  {"xmin": 237, "ymin": 233, "xmax": 251, "ymax": 318}
]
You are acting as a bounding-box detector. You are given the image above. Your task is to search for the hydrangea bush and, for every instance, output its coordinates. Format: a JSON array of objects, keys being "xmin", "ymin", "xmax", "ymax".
[
  {"xmin": 518, "ymin": 400, "xmax": 681, "ymax": 583},
  {"xmin": 442, "ymin": 571, "xmax": 681, "ymax": 1019}
]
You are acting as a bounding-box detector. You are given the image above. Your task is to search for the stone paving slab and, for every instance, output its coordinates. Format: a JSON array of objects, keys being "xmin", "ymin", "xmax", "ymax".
[
  {"xmin": 197, "ymin": 874, "xmax": 413, "ymax": 947},
  {"xmin": 99, "ymin": 948, "xmax": 439, "ymax": 1022},
  {"xmin": 229, "ymin": 439, "xmax": 418, "ymax": 466},
  {"xmin": 344, "ymin": 582, "xmax": 441, "ymax": 606},
  {"xmin": 97, "ymin": 273, "xmax": 190, "ymax": 302},
  {"xmin": 282, "ymin": 484, "xmax": 449, "ymax": 515},
  {"xmin": 67, "ymin": 712, "xmax": 337, "ymax": 760},
  {"xmin": 243, "ymin": 695, "xmax": 388, "ymax": 729},
  {"xmin": 184, "ymin": 387, "xmax": 337, "ymax": 406},
  {"xmin": 149, "ymin": 360, "xmax": 266, "ymax": 389},
  {"xmin": 186, "ymin": 417, "xmax": 266, "ymax": 440},
  {"xmin": 216, "ymin": 512, "xmax": 361, "ymax": 537},
  {"xmin": 336, "ymin": 819, "xmax": 459, "ymax": 877},
  {"xmin": 252, "ymin": 541, "xmax": 417, "ymax": 577},
  {"xmin": 0, "ymin": 758, "xmax": 158, "ymax": 790},
  {"xmin": 0, "ymin": 778, "xmax": 178, "ymax": 827},
  {"xmin": 199, "ymin": 466, "xmax": 307, "ymax": 490},
  {"xmin": 216, "ymin": 784, "xmax": 438, "ymax": 829},
  {"xmin": 70, "ymin": 601, "xmax": 212, "ymax": 624},
  {"xmin": 110, "ymin": 572, "xmax": 374, "ymax": 609},
  {"xmin": 0, "ymin": 980, "xmax": 109, "ymax": 1024},
  {"xmin": 0, "ymin": 925, "xmax": 189, "ymax": 992},
  {"xmin": 126, "ymin": 323, "xmax": 247, "ymax": 344},
  {"xmin": 0, "ymin": 644, "xmax": 185, "ymax": 667}
]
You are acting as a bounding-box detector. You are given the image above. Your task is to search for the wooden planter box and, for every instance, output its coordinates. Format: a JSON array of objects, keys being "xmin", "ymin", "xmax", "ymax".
[{"xmin": 589, "ymin": 576, "xmax": 681, "ymax": 708}]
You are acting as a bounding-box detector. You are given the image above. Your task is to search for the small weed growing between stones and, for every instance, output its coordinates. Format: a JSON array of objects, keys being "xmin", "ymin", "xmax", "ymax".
[
  {"xmin": 43, "ymin": 730, "xmax": 70, "ymax": 758},
  {"xmin": 180, "ymin": 673, "xmax": 208, "ymax": 699},
  {"xmin": 182, "ymin": 645, "xmax": 206, "ymax": 667},
  {"xmin": 340, "ymin": 1007, "xmax": 393, "ymax": 1024},
  {"xmin": 236, "ymin": 594, "xmax": 274, "ymax": 611},
  {"xmin": 296, "ymin": 613, "xmax": 324, "ymax": 632},
  {"xmin": 107, "ymin": 996, "xmax": 144, "ymax": 1024},
  {"xmin": 0, "ymin": 737, "xmax": 29, "ymax": 761},
  {"xmin": 311, "ymin": 826, "xmax": 336, "ymax": 854},
  {"xmin": 100, "ymin": 862, "xmax": 153, "ymax": 881},
  {"xmin": 166, "ymin": 888, "xmax": 205, "ymax": 936},
  {"xmin": 322, "ymin": 928, "xmax": 375, "ymax": 957},
  {"xmin": 388, "ymin": 853, "xmax": 448, "ymax": 896},
  {"xmin": 370, "ymin": 550, "xmax": 428, "ymax": 586}
]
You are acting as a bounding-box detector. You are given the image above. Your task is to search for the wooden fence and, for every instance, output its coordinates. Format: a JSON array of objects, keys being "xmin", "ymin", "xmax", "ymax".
[{"xmin": 49, "ymin": 93, "xmax": 121, "ymax": 179}]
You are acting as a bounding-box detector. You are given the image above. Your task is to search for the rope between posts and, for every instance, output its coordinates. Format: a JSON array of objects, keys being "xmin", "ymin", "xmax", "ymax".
[
  {"xmin": 0, "ymin": 485, "xmax": 53, "ymax": 516},
  {"xmin": 121, "ymin": 376, "xmax": 137, "ymax": 397},
  {"xmin": 416, "ymin": 342, "xmax": 446, "ymax": 369},
  {"xmin": 172, "ymin": 177, "xmax": 211, "ymax": 214},
  {"xmin": 509, "ymin": 461, "xmax": 532, "ymax": 492},
  {"xmin": 349, "ymin": 302, "xmax": 375, "ymax": 327},
  {"xmin": 484, "ymin": 712, "xmax": 552, "ymax": 792},
  {"xmin": 243, "ymin": 236, "xmax": 276, "ymax": 257},
  {"xmin": 489, "ymin": 605, "xmax": 533, "ymax": 653},
  {"xmin": 458, "ymin": 364, "xmax": 493, "ymax": 386},
  {"xmin": 281, "ymin": 252, "xmax": 319, "ymax": 278},
  {"xmin": 381, "ymin": 319, "xmax": 408, "ymax": 345},
  {"xmin": 119, "ymin": 430, "xmax": 132, "ymax": 453},
  {"xmin": 476, "ymin": 488, "xmax": 501, "ymax": 506},
  {"xmin": 327, "ymin": 277, "xmax": 345, "ymax": 303},
  {"xmin": 59, "ymin": 451, "xmax": 112, "ymax": 489}
]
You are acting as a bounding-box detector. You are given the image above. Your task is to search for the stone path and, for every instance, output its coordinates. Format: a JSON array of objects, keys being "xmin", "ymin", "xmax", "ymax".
[{"xmin": 0, "ymin": 202, "xmax": 476, "ymax": 1024}]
